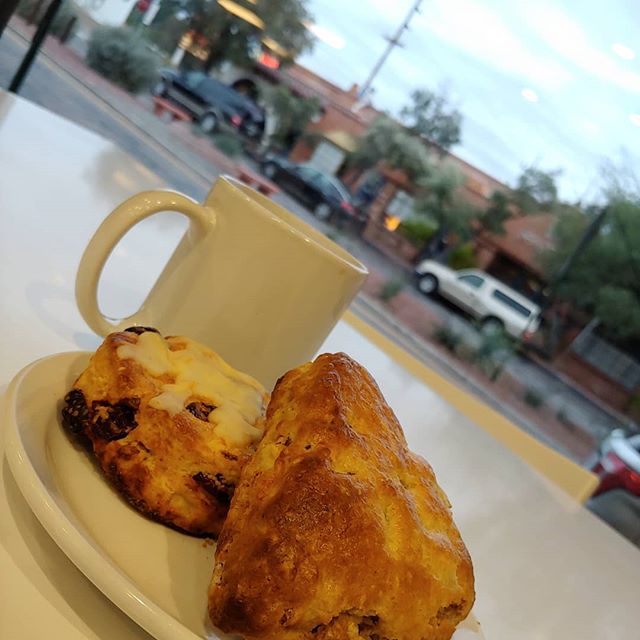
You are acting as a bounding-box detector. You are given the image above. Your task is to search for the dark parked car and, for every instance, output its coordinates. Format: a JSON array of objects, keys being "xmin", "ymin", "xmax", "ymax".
[
  {"xmin": 153, "ymin": 70, "xmax": 265, "ymax": 139},
  {"xmin": 260, "ymin": 156, "xmax": 363, "ymax": 224}
]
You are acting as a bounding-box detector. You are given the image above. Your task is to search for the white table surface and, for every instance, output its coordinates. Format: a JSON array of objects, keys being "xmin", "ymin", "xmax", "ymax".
[{"xmin": 1, "ymin": 91, "xmax": 639, "ymax": 640}]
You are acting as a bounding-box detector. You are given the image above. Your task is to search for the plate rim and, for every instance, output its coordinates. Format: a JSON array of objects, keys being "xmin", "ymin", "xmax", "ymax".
[
  {"xmin": 3, "ymin": 351, "xmax": 200, "ymax": 640},
  {"xmin": 4, "ymin": 351, "xmax": 482, "ymax": 640}
]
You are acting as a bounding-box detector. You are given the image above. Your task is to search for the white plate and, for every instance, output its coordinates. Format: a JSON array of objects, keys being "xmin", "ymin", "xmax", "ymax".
[{"xmin": 3, "ymin": 352, "xmax": 484, "ymax": 640}]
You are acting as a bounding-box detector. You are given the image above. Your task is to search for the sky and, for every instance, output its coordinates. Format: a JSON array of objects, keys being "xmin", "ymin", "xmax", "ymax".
[{"xmin": 298, "ymin": 0, "xmax": 640, "ymax": 201}]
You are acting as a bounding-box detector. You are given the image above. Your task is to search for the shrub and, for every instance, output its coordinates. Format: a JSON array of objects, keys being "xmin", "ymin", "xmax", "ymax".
[
  {"xmin": 433, "ymin": 325, "xmax": 461, "ymax": 352},
  {"xmin": 49, "ymin": 4, "xmax": 77, "ymax": 41},
  {"xmin": 86, "ymin": 26, "xmax": 160, "ymax": 93},
  {"xmin": 556, "ymin": 409, "xmax": 576, "ymax": 429},
  {"xmin": 17, "ymin": 0, "xmax": 77, "ymax": 39},
  {"xmin": 454, "ymin": 342, "xmax": 476, "ymax": 362},
  {"xmin": 523, "ymin": 387, "xmax": 544, "ymax": 408},
  {"xmin": 397, "ymin": 217, "xmax": 437, "ymax": 247},
  {"xmin": 627, "ymin": 393, "xmax": 640, "ymax": 420},
  {"xmin": 473, "ymin": 331, "xmax": 514, "ymax": 381},
  {"xmin": 211, "ymin": 133, "xmax": 244, "ymax": 158},
  {"xmin": 380, "ymin": 279, "xmax": 404, "ymax": 302},
  {"xmin": 16, "ymin": 0, "xmax": 40, "ymax": 20},
  {"xmin": 447, "ymin": 242, "xmax": 477, "ymax": 270}
]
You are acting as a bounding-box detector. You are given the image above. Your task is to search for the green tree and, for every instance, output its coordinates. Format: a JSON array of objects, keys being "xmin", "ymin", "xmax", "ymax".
[
  {"xmin": 411, "ymin": 163, "xmax": 482, "ymax": 261},
  {"xmin": 397, "ymin": 217, "xmax": 437, "ymax": 247},
  {"xmin": 543, "ymin": 194, "xmax": 640, "ymax": 341},
  {"xmin": 414, "ymin": 164, "xmax": 472, "ymax": 235},
  {"xmin": 184, "ymin": 0, "xmax": 314, "ymax": 71},
  {"xmin": 349, "ymin": 116, "xmax": 433, "ymax": 180},
  {"xmin": 144, "ymin": 5, "xmax": 188, "ymax": 54},
  {"xmin": 400, "ymin": 88, "xmax": 462, "ymax": 151},
  {"xmin": 262, "ymin": 84, "xmax": 320, "ymax": 149},
  {"xmin": 479, "ymin": 190, "xmax": 512, "ymax": 235},
  {"xmin": 513, "ymin": 166, "xmax": 561, "ymax": 213}
]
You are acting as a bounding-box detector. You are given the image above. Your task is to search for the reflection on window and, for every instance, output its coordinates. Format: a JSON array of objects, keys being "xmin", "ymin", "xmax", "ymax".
[
  {"xmin": 184, "ymin": 71, "xmax": 204, "ymax": 89},
  {"xmin": 458, "ymin": 274, "xmax": 484, "ymax": 288},
  {"xmin": 297, "ymin": 166, "xmax": 319, "ymax": 179},
  {"xmin": 491, "ymin": 289, "xmax": 531, "ymax": 317},
  {"xmin": 387, "ymin": 190, "xmax": 415, "ymax": 221}
]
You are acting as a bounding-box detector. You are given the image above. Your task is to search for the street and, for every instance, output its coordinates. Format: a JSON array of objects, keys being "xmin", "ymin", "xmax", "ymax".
[{"xmin": 0, "ymin": 25, "xmax": 624, "ymax": 458}]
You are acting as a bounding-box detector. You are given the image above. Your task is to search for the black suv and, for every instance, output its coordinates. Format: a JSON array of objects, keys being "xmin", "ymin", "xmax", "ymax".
[{"xmin": 153, "ymin": 70, "xmax": 265, "ymax": 139}]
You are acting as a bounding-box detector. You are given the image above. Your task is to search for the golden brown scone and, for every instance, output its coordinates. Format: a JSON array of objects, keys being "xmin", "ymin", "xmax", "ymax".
[
  {"xmin": 209, "ymin": 352, "xmax": 474, "ymax": 640},
  {"xmin": 61, "ymin": 327, "xmax": 268, "ymax": 537}
]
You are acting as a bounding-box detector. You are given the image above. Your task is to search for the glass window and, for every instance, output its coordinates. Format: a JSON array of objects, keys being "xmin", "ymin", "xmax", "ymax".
[
  {"xmin": 387, "ymin": 190, "xmax": 415, "ymax": 221},
  {"xmin": 320, "ymin": 179, "xmax": 340, "ymax": 199},
  {"xmin": 312, "ymin": 175, "xmax": 342, "ymax": 199},
  {"xmin": 296, "ymin": 166, "xmax": 321, "ymax": 180},
  {"xmin": 184, "ymin": 71, "xmax": 205, "ymax": 90},
  {"xmin": 491, "ymin": 289, "xmax": 532, "ymax": 318},
  {"xmin": 201, "ymin": 78, "xmax": 229, "ymax": 102},
  {"xmin": 327, "ymin": 176, "xmax": 351, "ymax": 200},
  {"xmin": 458, "ymin": 274, "xmax": 484, "ymax": 288}
]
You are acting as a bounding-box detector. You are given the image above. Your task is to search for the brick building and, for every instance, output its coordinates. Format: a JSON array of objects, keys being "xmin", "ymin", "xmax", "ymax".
[
  {"xmin": 358, "ymin": 154, "xmax": 511, "ymax": 268},
  {"xmin": 257, "ymin": 63, "xmax": 380, "ymax": 174},
  {"xmin": 475, "ymin": 213, "xmax": 555, "ymax": 300}
]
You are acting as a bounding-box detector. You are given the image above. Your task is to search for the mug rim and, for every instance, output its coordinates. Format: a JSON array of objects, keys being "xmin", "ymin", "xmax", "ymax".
[{"xmin": 215, "ymin": 175, "xmax": 369, "ymax": 276}]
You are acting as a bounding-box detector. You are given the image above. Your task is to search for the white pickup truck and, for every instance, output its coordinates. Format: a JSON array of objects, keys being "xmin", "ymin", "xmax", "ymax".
[{"xmin": 414, "ymin": 260, "xmax": 541, "ymax": 339}]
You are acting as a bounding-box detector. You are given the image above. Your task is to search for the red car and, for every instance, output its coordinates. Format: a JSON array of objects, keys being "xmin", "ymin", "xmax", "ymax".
[
  {"xmin": 590, "ymin": 430, "xmax": 640, "ymax": 497},
  {"xmin": 588, "ymin": 430, "xmax": 640, "ymax": 547}
]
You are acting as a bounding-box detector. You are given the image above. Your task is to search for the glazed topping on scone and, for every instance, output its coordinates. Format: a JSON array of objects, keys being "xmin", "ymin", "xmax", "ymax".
[
  {"xmin": 61, "ymin": 328, "xmax": 270, "ymax": 537},
  {"xmin": 117, "ymin": 331, "xmax": 266, "ymax": 447}
]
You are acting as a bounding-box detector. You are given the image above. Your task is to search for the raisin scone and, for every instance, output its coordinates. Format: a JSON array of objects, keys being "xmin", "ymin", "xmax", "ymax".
[
  {"xmin": 208, "ymin": 352, "xmax": 474, "ymax": 640},
  {"xmin": 61, "ymin": 327, "xmax": 268, "ymax": 537}
]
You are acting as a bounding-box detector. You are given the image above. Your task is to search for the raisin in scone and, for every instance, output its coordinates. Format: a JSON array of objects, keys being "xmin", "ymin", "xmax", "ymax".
[
  {"xmin": 209, "ymin": 353, "xmax": 474, "ymax": 640},
  {"xmin": 61, "ymin": 327, "xmax": 268, "ymax": 537}
]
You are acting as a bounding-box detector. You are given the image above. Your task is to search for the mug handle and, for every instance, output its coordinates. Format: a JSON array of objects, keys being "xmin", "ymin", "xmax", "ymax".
[{"xmin": 76, "ymin": 190, "xmax": 214, "ymax": 336}]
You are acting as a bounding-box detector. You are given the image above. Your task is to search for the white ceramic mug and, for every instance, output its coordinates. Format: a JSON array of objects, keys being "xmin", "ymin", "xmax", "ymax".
[{"xmin": 76, "ymin": 176, "xmax": 368, "ymax": 388}]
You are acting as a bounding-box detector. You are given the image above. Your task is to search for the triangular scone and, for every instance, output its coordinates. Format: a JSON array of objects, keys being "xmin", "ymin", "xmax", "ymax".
[{"xmin": 209, "ymin": 353, "xmax": 474, "ymax": 640}]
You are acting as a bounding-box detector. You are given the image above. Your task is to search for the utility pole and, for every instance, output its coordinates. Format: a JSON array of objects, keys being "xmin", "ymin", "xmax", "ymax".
[
  {"xmin": 357, "ymin": 0, "xmax": 423, "ymax": 100},
  {"xmin": 545, "ymin": 206, "xmax": 608, "ymax": 308},
  {"xmin": 540, "ymin": 206, "xmax": 608, "ymax": 354},
  {"xmin": 9, "ymin": 0, "xmax": 64, "ymax": 93}
]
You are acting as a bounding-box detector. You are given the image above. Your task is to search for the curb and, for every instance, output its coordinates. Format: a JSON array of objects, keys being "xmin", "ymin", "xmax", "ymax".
[
  {"xmin": 351, "ymin": 293, "xmax": 579, "ymax": 458},
  {"xmin": 527, "ymin": 352, "xmax": 630, "ymax": 425}
]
